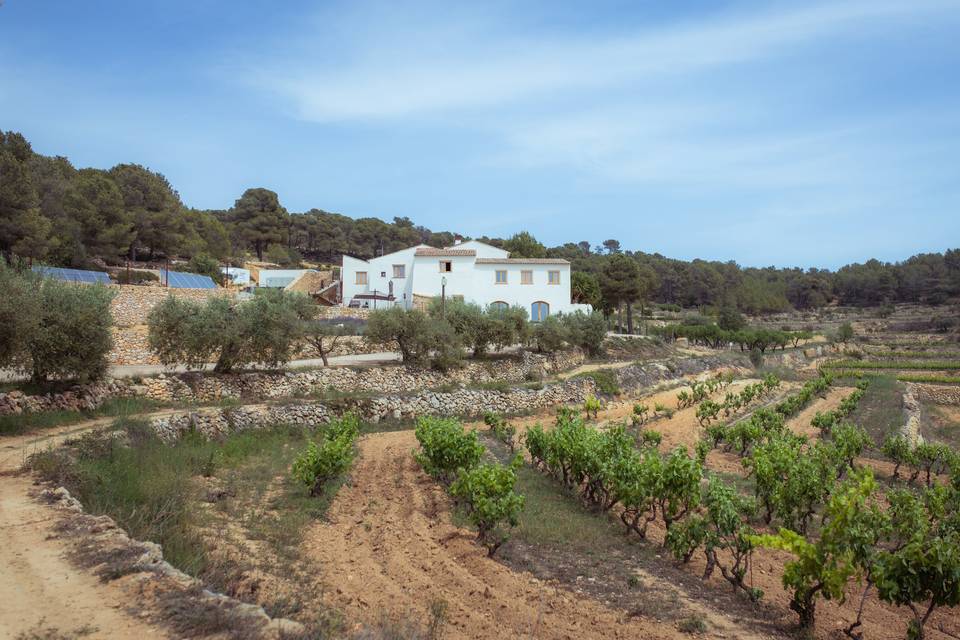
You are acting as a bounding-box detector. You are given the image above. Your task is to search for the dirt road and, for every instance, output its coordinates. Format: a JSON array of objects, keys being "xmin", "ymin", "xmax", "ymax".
[{"xmin": 0, "ymin": 419, "xmax": 172, "ymax": 640}]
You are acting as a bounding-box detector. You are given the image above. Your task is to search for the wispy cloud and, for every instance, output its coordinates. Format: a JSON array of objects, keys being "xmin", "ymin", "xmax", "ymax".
[{"xmin": 235, "ymin": 0, "xmax": 959, "ymax": 122}]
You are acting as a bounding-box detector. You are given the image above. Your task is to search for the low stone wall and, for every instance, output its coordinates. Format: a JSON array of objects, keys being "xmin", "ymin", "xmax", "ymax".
[
  {"xmin": 290, "ymin": 335, "xmax": 393, "ymax": 360},
  {"xmin": 317, "ymin": 306, "xmax": 370, "ymax": 320},
  {"xmin": 148, "ymin": 378, "xmax": 597, "ymax": 442},
  {"xmin": 41, "ymin": 487, "xmax": 302, "ymax": 638},
  {"xmin": 134, "ymin": 350, "xmax": 584, "ymax": 404},
  {"xmin": 0, "ymin": 380, "xmax": 131, "ymax": 415},
  {"xmin": 615, "ymin": 354, "xmax": 745, "ymax": 393},
  {"xmin": 911, "ymin": 383, "xmax": 960, "ymax": 406},
  {"xmin": 0, "ymin": 350, "xmax": 585, "ymax": 416}
]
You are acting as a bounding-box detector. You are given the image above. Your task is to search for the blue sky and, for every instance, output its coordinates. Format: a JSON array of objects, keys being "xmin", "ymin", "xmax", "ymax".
[{"xmin": 2, "ymin": 0, "xmax": 958, "ymax": 268}]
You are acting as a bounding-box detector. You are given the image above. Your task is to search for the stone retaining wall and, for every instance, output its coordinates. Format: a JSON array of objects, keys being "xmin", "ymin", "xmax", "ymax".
[
  {"xmin": 148, "ymin": 378, "xmax": 597, "ymax": 442},
  {"xmin": 134, "ymin": 350, "xmax": 584, "ymax": 403},
  {"xmin": 110, "ymin": 285, "xmax": 234, "ymax": 328},
  {"xmin": 0, "ymin": 350, "xmax": 585, "ymax": 416},
  {"xmin": 41, "ymin": 487, "xmax": 302, "ymax": 638},
  {"xmin": 615, "ymin": 354, "xmax": 744, "ymax": 392},
  {"xmin": 911, "ymin": 383, "xmax": 960, "ymax": 406}
]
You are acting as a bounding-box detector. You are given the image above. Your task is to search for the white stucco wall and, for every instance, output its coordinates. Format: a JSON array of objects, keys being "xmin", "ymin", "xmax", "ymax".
[
  {"xmin": 342, "ymin": 245, "xmax": 427, "ymax": 307},
  {"xmin": 471, "ymin": 262, "xmax": 573, "ymax": 316},
  {"xmin": 340, "ymin": 243, "xmax": 583, "ymax": 319}
]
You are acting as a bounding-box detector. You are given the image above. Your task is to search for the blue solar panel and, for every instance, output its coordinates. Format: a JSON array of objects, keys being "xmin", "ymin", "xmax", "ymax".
[
  {"xmin": 159, "ymin": 269, "xmax": 217, "ymax": 289},
  {"xmin": 33, "ymin": 266, "xmax": 112, "ymax": 284}
]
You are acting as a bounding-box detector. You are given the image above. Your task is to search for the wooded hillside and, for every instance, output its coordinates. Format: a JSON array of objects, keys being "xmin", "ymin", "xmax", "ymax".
[{"xmin": 2, "ymin": 130, "xmax": 958, "ymax": 313}]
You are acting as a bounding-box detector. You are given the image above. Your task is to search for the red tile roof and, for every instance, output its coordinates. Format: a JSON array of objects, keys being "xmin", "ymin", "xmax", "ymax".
[
  {"xmin": 414, "ymin": 248, "xmax": 477, "ymax": 256},
  {"xmin": 475, "ymin": 258, "xmax": 569, "ymax": 264}
]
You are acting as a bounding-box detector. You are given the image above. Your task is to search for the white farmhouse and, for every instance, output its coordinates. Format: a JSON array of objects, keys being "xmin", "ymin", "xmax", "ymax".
[{"xmin": 341, "ymin": 239, "xmax": 589, "ymax": 319}]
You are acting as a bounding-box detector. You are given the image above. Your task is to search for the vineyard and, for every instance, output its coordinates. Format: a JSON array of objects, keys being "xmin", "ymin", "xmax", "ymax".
[
  {"xmin": 400, "ymin": 363, "xmax": 960, "ymax": 640},
  {"xmin": 6, "ymin": 306, "xmax": 960, "ymax": 640}
]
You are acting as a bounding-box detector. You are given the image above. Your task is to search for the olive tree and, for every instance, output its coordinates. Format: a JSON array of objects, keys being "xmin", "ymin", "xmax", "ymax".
[
  {"xmin": 148, "ymin": 289, "xmax": 314, "ymax": 372},
  {"xmin": 365, "ymin": 306, "xmax": 464, "ymax": 368},
  {"xmin": 0, "ymin": 265, "xmax": 115, "ymax": 383},
  {"xmin": 303, "ymin": 320, "xmax": 351, "ymax": 366},
  {"xmin": 562, "ymin": 310, "xmax": 607, "ymax": 356}
]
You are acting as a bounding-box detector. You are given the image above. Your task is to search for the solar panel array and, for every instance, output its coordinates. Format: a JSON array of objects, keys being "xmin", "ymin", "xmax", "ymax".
[
  {"xmin": 159, "ymin": 269, "xmax": 218, "ymax": 289},
  {"xmin": 33, "ymin": 266, "xmax": 112, "ymax": 284}
]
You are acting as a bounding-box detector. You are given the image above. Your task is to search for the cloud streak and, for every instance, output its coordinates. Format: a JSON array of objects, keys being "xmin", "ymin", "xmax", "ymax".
[{"xmin": 238, "ymin": 0, "xmax": 960, "ymax": 122}]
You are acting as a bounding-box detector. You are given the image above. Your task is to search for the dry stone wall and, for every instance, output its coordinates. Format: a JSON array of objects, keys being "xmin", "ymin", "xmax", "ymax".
[
  {"xmin": 110, "ymin": 284, "xmax": 234, "ymax": 328},
  {"xmin": 910, "ymin": 383, "xmax": 960, "ymax": 406},
  {"xmin": 135, "ymin": 350, "xmax": 583, "ymax": 403},
  {"xmin": 0, "ymin": 350, "xmax": 584, "ymax": 416},
  {"xmin": 108, "ymin": 285, "xmax": 235, "ymax": 365},
  {"xmin": 148, "ymin": 378, "xmax": 597, "ymax": 442}
]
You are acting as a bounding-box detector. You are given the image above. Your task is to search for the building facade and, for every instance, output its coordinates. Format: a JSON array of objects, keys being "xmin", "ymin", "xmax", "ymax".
[{"xmin": 341, "ymin": 240, "xmax": 590, "ymax": 319}]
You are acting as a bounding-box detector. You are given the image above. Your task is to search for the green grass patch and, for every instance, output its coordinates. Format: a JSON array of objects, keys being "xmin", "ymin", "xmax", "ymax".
[
  {"xmin": 878, "ymin": 350, "xmax": 960, "ymax": 359},
  {"xmin": 27, "ymin": 422, "xmax": 324, "ymax": 577},
  {"xmin": 845, "ymin": 375, "xmax": 905, "ymax": 448},
  {"xmin": 923, "ymin": 404, "xmax": 960, "ymax": 451},
  {"xmin": 830, "ymin": 371, "xmax": 960, "ymax": 385},
  {"xmin": 572, "ymin": 368, "xmax": 621, "ymax": 395},
  {"xmin": 511, "ymin": 464, "xmax": 627, "ymax": 552}
]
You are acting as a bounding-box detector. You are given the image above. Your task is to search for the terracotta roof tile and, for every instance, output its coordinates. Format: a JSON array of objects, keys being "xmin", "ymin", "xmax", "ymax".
[
  {"xmin": 475, "ymin": 258, "xmax": 569, "ymax": 264},
  {"xmin": 414, "ymin": 248, "xmax": 477, "ymax": 256}
]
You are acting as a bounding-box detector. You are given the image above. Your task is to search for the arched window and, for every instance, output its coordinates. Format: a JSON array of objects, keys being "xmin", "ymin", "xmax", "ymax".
[
  {"xmin": 531, "ymin": 301, "xmax": 550, "ymax": 322},
  {"xmin": 490, "ymin": 301, "xmax": 509, "ymax": 312}
]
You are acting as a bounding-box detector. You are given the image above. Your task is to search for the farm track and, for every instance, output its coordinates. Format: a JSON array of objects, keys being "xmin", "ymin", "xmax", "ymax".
[{"xmin": 0, "ymin": 414, "xmax": 181, "ymax": 640}]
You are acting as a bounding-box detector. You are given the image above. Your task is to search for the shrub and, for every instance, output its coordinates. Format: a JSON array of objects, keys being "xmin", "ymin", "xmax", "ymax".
[
  {"xmin": 583, "ymin": 394, "xmax": 602, "ymax": 418},
  {"xmin": 427, "ymin": 318, "xmax": 464, "ymax": 371},
  {"xmin": 291, "ymin": 414, "xmax": 360, "ymax": 495},
  {"xmin": 449, "ymin": 456, "xmax": 525, "ymax": 556},
  {"xmin": 836, "ymin": 322, "xmax": 855, "ymax": 344},
  {"xmin": 751, "ymin": 470, "xmax": 885, "ymax": 633},
  {"xmin": 186, "ymin": 253, "xmax": 223, "ymax": 285},
  {"xmin": 414, "ymin": 417, "xmax": 485, "ymax": 483},
  {"xmin": 483, "ymin": 412, "xmax": 517, "ymax": 452},
  {"xmin": 575, "ymin": 369, "xmax": 620, "ymax": 396},
  {"xmin": 532, "ymin": 315, "xmax": 567, "ymax": 353},
  {"xmin": 0, "ymin": 266, "xmax": 116, "ymax": 383},
  {"xmin": 562, "ymin": 310, "xmax": 607, "ymax": 356}
]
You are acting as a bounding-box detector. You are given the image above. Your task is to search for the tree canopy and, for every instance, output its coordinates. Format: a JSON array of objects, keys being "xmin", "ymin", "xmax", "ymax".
[{"xmin": 2, "ymin": 130, "xmax": 958, "ymax": 314}]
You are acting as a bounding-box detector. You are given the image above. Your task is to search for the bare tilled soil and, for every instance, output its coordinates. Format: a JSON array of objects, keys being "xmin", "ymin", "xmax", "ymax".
[{"xmin": 307, "ymin": 429, "xmax": 688, "ymax": 640}]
